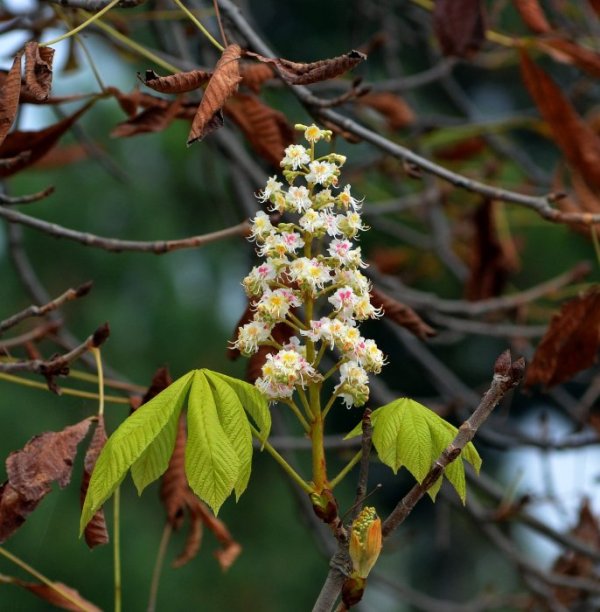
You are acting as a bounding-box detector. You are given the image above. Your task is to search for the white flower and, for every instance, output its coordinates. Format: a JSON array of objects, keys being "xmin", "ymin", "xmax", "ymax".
[
  {"xmin": 304, "ymin": 124, "xmax": 329, "ymax": 143},
  {"xmin": 352, "ymin": 294, "xmax": 382, "ymax": 321},
  {"xmin": 286, "ymin": 185, "xmax": 312, "ymax": 213},
  {"xmin": 255, "ymin": 348, "xmax": 320, "ymax": 400},
  {"xmin": 299, "ymin": 209, "xmax": 326, "ymax": 233},
  {"xmin": 338, "ymin": 211, "xmax": 368, "ymax": 238},
  {"xmin": 306, "ymin": 161, "xmax": 337, "ymax": 186},
  {"xmin": 234, "ymin": 320, "xmax": 272, "ymax": 355},
  {"xmin": 328, "ymin": 238, "xmax": 352, "ymax": 263},
  {"xmin": 256, "ymin": 288, "xmax": 301, "ymax": 322},
  {"xmin": 249, "ymin": 210, "xmax": 274, "ymax": 241},
  {"xmin": 257, "ymin": 176, "xmax": 283, "ymax": 202},
  {"xmin": 288, "ymin": 257, "xmax": 331, "ymax": 292},
  {"xmin": 328, "ymin": 286, "xmax": 357, "ymax": 318},
  {"xmin": 242, "ymin": 262, "xmax": 277, "ymax": 296},
  {"xmin": 257, "ymin": 231, "xmax": 304, "ymax": 258},
  {"xmin": 281, "ymin": 144, "xmax": 310, "ymax": 169},
  {"xmin": 335, "ymin": 361, "xmax": 370, "ymax": 408},
  {"xmin": 334, "ymin": 269, "xmax": 371, "ymax": 294},
  {"xmin": 337, "ymin": 185, "xmax": 363, "ymax": 211}
]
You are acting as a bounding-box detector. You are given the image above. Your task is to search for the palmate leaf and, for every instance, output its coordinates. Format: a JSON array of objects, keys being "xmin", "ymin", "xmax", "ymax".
[
  {"xmin": 185, "ymin": 371, "xmax": 241, "ymax": 515},
  {"xmin": 345, "ymin": 398, "xmax": 481, "ymax": 503},
  {"xmin": 80, "ymin": 371, "xmax": 194, "ymax": 533}
]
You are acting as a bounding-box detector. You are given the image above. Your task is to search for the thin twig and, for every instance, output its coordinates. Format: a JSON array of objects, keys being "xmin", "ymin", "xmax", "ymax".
[
  {"xmin": 0, "ymin": 206, "xmax": 249, "ymax": 253},
  {"xmin": 0, "ymin": 186, "xmax": 55, "ymax": 206},
  {"xmin": 352, "ymin": 408, "xmax": 373, "ymax": 520}
]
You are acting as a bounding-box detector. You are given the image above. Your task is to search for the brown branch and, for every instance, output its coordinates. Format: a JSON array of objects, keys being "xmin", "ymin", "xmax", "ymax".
[
  {"xmin": 351, "ymin": 408, "xmax": 373, "ymax": 521},
  {"xmin": 0, "ymin": 282, "xmax": 92, "ymax": 335},
  {"xmin": 382, "ymin": 350, "xmax": 525, "ymax": 538},
  {"xmin": 0, "ymin": 323, "xmax": 110, "ymax": 393},
  {"xmin": 0, "ymin": 206, "xmax": 249, "ymax": 254},
  {"xmin": 0, "ymin": 186, "xmax": 55, "ymax": 206},
  {"xmin": 0, "ymin": 322, "xmax": 60, "ymax": 351},
  {"xmin": 43, "ymin": 0, "xmax": 145, "ymax": 8}
]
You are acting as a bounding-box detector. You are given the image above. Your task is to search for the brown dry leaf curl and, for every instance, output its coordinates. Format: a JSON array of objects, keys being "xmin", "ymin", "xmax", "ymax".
[
  {"xmin": 433, "ymin": 0, "xmax": 486, "ymax": 58},
  {"xmin": 370, "ymin": 288, "xmax": 436, "ymax": 340},
  {"xmin": 246, "ymin": 49, "xmax": 366, "ymax": 85},
  {"xmin": 23, "ymin": 41, "xmax": 55, "ymax": 102},
  {"xmin": 188, "ymin": 44, "xmax": 243, "ymax": 144},
  {"xmin": 80, "ymin": 416, "xmax": 109, "ymax": 549},
  {"xmin": 357, "ymin": 92, "xmax": 415, "ymax": 130},
  {"xmin": 0, "ymin": 52, "xmax": 23, "ymax": 146},
  {"xmin": 1, "ymin": 575, "xmax": 100, "ymax": 612},
  {"xmin": 141, "ymin": 68, "xmax": 212, "ymax": 94},
  {"xmin": 512, "ymin": 0, "xmax": 552, "ymax": 34},
  {"xmin": 525, "ymin": 288, "xmax": 600, "ymax": 388},
  {"xmin": 0, "ymin": 419, "xmax": 93, "ymax": 543},
  {"xmin": 520, "ymin": 50, "xmax": 600, "ymax": 192}
]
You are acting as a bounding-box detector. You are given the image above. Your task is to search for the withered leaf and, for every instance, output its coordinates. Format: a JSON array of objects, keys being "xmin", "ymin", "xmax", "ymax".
[
  {"xmin": 525, "ymin": 288, "xmax": 600, "ymax": 387},
  {"xmin": 188, "ymin": 44, "xmax": 243, "ymax": 144},
  {"xmin": 172, "ymin": 493, "xmax": 204, "ymax": 568},
  {"xmin": 432, "ymin": 136, "xmax": 486, "ymax": 162},
  {"xmin": 225, "ymin": 94, "xmax": 294, "ymax": 166},
  {"xmin": 520, "ymin": 50, "xmax": 600, "ymax": 191},
  {"xmin": 466, "ymin": 200, "xmax": 519, "ymax": 300},
  {"xmin": 357, "ymin": 92, "xmax": 415, "ymax": 130},
  {"xmin": 80, "ymin": 416, "xmax": 109, "ymax": 549},
  {"xmin": 538, "ymin": 37, "xmax": 600, "ymax": 79},
  {"xmin": 141, "ymin": 68, "xmax": 212, "ymax": 94},
  {"xmin": 0, "ymin": 52, "xmax": 22, "ymax": 146},
  {"xmin": 247, "ymin": 49, "xmax": 366, "ymax": 85},
  {"xmin": 513, "ymin": 0, "xmax": 552, "ymax": 34},
  {"xmin": 23, "ymin": 41, "xmax": 54, "ymax": 101},
  {"xmin": 433, "ymin": 0, "xmax": 486, "ymax": 58},
  {"xmin": 111, "ymin": 98, "xmax": 183, "ymax": 138},
  {"xmin": 0, "ymin": 419, "xmax": 93, "ymax": 543},
  {"xmin": 240, "ymin": 63, "xmax": 275, "ymax": 93},
  {"xmin": 0, "ymin": 101, "xmax": 94, "ymax": 178},
  {"xmin": 160, "ymin": 414, "xmax": 187, "ymax": 528},
  {"xmin": 370, "ymin": 288, "xmax": 436, "ymax": 340},
  {"xmin": 551, "ymin": 500, "xmax": 600, "ymax": 607},
  {"xmin": 141, "ymin": 366, "xmax": 173, "ymax": 405},
  {"xmin": 2, "ymin": 576, "xmax": 100, "ymax": 612}
]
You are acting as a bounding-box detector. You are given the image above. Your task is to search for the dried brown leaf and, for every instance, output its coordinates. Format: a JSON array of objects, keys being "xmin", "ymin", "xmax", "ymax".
[
  {"xmin": 4, "ymin": 576, "xmax": 100, "ymax": 612},
  {"xmin": 141, "ymin": 68, "xmax": 212, "ymax": 94},
  {"xmin": 0, "ymin": 419, "xmax": 93, "ymax": 543},
  {"xmin": 433, "ymin": 0, "xmax": 486, "ymax": 58},
  {"xmin": 551, "ymin": 500, "xmax": 600, "ymax": 607},
  {"xmin": 23, "ymin": 41, "xmax": 54, "ymax": 102},
  {"xmin": 433, "ymin": 136, "xmax": 486, "ymax": 162},
  {"xmin": 525, "ymin": 288, "xmax": 600, "ymax": 387},
  {"xmin": 141, "ymin": 366, "xmax": 173, "ymax": 405},
  {"xmin": 357, "ymin": 92, "xmax": 415, "ymax": 130},
  {"xmin": 520, "ymin": 50, "xmax": 600, "ymax": 191},
  {"xmin": 590, "ymin": 0, "xmax": 600, "ymax": 16},
  {"xmin": 225, "ymin": 93, "xmax": 294, "ymax": 166},
  {"xmin": 172, "ymin": 495, "xmax": 204, "ymax": 568},
  {"xmin": 240, "ymin": 63, "xmax": 275, "ymax": 93},
  {"xmin": 512, "ymin": 0, "xmax": 552, "ymax": 34},
  {"xmin": 0, "ymin": 101, "xmax": 94, "ymax": 178},
  {"xmin": 538, "ymin": 37, "xmax": 600, "ymax": 79},
  {"xmin": 0, "ymin": 52, "xmax": 22, "ymax": 146},
  {"xmin": 33, "ymin": 143, "xmax": 88, "ymax": 169},
  {"xmin": 188, "ymin": 44, "xmax": 242, "ymax": 144},
  {"xmin": 466, "ymin": 200, "xmax": 519, "ymax": 300},
  {"xmin": 370, "ymin": 288, "xmax": 436, "ymax": 340},
  {"xmin": 111, "ymin": 97, "xmax": 183, "ymax": 138},
  {"xmin": 80, "ymin": 417, "xmax": 109, "ymax": 549},
  {"xmin": 160, "ymin": 414, "xmax": 187, "ymax": 529},
  {"xmin": 247, "ymin": 49, "xmax": 366, "ymax": 85}
]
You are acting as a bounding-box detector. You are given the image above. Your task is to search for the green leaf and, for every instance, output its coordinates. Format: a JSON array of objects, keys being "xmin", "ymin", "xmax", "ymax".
[
  {"xmin": 345, "ymin": 398, "xmax": 481, "ymax": 503},
  {"xmin": 185, "ymin": 371, "xmax": 240, "ymax": 514},
  {"xmin": 80, "ymin": 370, "xmax": 194, "ymax": 533},
  {"xmin": 207, "ymin": 371, "xmax": 271, "ymax": 443},
  {"xmin": 206, "ymin": 372, "xmax": 253, "ymax": 500}
]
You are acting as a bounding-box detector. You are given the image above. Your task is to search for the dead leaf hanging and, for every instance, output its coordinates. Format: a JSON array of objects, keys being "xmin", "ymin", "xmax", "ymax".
[
  {"xmin": 246, "ymin": 49, "xmax": 366, "ymax": 85},
  {"xmin": 80, "ymin": 416, "xmax": 109, "ymax": 549},
  {"xmin": 23, "ymin": 41, "xmax": 55, "ymax": 102},
  {"xmin": 525, "ymin": 288, "xmax": 600, "ymax": 388},
  {"xmin": 0, "ymin": 419, "xmax": 93, "ymax": 543},
  {"xmin": 111, "ymin": 97, "xmax": 183, "ymax": 138},
  {"xmin": 520, "ymin": 50, "xmax": 600, "ymax": 192},
  {"xmin": 225, "ymin": 94, "xmax": 294, "ymax": 166},
  {"xmin": 0, "ymin": 52, "xmax": 22, "ymax": 146},
  {"xmin": 141, "ymin": 68, "xmax": 212, "ymax": 94},
  {"xmin": 512, "ymin": 0, "xmax": 552, "ymax": 34},
  {"xmin": 356, "ymin": 92, "xmax": 415, "ymax": 130},
  {"xmin": 187, "ymin": 44, "xmax": 243, "ymax": 144},
  {"xmin": 1, "ymin": 575, "xmax": 101, "ymax": 612},
  {"xmin": 240, "ymin": 63, "xmax": 275, "ymax": 93},
  {"xmin": 0, "ymin": 101, "xmax": 95, "ymax": 177},
  {"xmin": 537, "ymin": 37, "xmax": 600, "ymax": 80},
  {"xmin": 433, "ymin": 0, "xmax": 486, "ymax": 58},
  {"xmin": 370, "ymin": 288, "xmax": 436, "ymax": 340}
]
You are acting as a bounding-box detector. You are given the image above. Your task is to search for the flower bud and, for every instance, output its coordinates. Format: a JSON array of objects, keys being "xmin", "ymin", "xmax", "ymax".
[
  {"xmin": 309, "ymin": 489, "xmax": 339, "ymax": 524},
  {"xmin": 348, "ymin": 507, "xmax": 382, "ymax": 578}
]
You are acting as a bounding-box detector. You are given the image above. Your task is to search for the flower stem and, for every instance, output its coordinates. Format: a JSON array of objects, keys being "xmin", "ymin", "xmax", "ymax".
[
  {"xmin": 172, "ymin": 0, "xmax": 225, "ymax": 52},
  {"xmin": 147, "ymin": 523, "xmax": 172, "ymax": 612},
  {"xmin": 113, "ymin": 487, "xmax": 122, "ymax": 612},
  {"xmin": 41, "ymin": 0, "xmax": 121, "ymax": 46},
  {"xmin": 283, "ymin": 398, "xmax": 311, "ymax": 432},
  {"xmin": 91, "ymin": 348, "xmax": 104, "ymax": 417},
  {"xmin": 0, "ymin": 546, "xmax": 93, "ymax": 611},
  {"xmin": 329, "ymin": 450, "xmax": 362, "ymax": 489},
  {"xmin": 249, "ymin": 424, "xmax": 313, "ymax": 493}
]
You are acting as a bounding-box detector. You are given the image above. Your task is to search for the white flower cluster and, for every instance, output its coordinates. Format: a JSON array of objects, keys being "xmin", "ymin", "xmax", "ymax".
[{"xmin": 233, "ymin": 124, "xmax": 386, "ymax": 407}]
